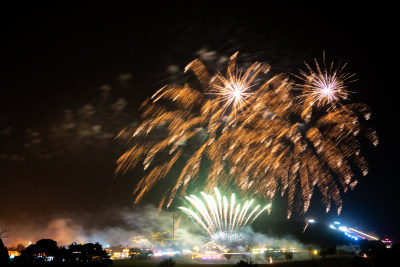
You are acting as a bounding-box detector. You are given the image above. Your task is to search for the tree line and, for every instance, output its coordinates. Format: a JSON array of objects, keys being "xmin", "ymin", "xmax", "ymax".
[{"xmin": 1, "ymin": 237, "xmax": 111, "ymax": 266}]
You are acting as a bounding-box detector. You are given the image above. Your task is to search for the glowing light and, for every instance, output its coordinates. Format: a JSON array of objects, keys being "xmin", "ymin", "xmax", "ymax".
[
  {"xmin": 8, "ymin": 251, "xmax": 20, "ymax": 259},
  {"xmin": 202, "ymin": 251, "xmax": 223, "ymax": 260},
  {"xmin": 296, "ymin": 52, "xmax": 355, "ymax": 107},
  {"xmin": 153, "ymin": 250, "xmax": 180, "ymax": 257},
  {"xmin": 211, "ymin": 69, "xmax": 255, "ymax": 114},
  {"xmin": 308, "ymin": 219, "xmax": 315, "ymax": 223},
  {"xmin": 348, "ymin": 227, "xmax": 379, "ymax": 241}
]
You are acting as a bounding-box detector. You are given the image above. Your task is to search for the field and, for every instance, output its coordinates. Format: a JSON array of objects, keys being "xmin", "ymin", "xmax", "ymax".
[{"xmin": 112, "ymin": 255, "xmax": 355, "ymax": 267}]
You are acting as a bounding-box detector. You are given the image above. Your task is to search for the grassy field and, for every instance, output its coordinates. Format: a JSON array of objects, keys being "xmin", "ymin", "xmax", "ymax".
[{"xmin": 112, "ymin": 255, "xmax": 355, "ymax": 267}]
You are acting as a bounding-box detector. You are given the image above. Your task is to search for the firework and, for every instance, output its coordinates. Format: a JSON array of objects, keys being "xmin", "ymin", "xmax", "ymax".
[
  {"xmin": 115, "ymin": 52, "xmax": 272, "ymax": 209},
  {"xmin": 219, "ymin": 53, "xmax": 378, "ymax": 218},
  {"xmin": 179, "ymin": 187, "xmax": 271, "ymax": 247},
  {"xmin": 207, "ymin": 53, "xmax": 268, "ymax": 114},
  {"xmin": 116, "ymin": 52, "xmax": 377, "ymax": 218},
  {"xmin": 295, "ymin": 52, "xmax": 355, "ymax": 108}
]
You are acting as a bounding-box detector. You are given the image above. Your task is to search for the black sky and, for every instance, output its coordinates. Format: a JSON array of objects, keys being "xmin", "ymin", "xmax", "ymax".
[{"xmin": 1, "ymin": 2, "xmax": 399, "ymax": 245}]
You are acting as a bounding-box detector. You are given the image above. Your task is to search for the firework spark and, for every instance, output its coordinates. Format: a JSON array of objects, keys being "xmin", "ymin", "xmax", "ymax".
[
  {"xmin": 208, "ymin": 52, "xmax": 268, "ymax": 114},
  {"xmin": 296, "ymin": 52, "xmax": 355, "ymax": 108},
  {"xmin": 179, "ymin": 187, "xmax": 271, "ymax": 246}
]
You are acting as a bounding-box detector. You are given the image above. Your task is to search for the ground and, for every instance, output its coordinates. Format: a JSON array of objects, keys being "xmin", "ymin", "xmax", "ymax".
[{"xmin": 112, "ymin": 255, "xmax": 354, "ymax": 266}]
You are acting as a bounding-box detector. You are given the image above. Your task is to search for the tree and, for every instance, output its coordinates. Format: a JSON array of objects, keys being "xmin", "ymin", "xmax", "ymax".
[
  {"xmin": 0, "ymin": 237, "xmax": 9, "ymax": 266},
  {"xmin": 68, "ymin": 242, "xmax": 110, "ymax": 263},
  {"xmin": 35, "ymin": 239, "xmax": 59, "ymax": 257},
  {"xmin": 19, "ymin": 239, "xmax": 59, "ymax": 262},
  {"xmin": 236, "ymin": 259, "xmax": 258, "ymax": 266},
  {"xmin": 284, "ymin": 251, "xmax": 293, "ymax": 262},
  {"xmin": 55, "ymin": 246, "xmax": 73, "ymax": 263}
]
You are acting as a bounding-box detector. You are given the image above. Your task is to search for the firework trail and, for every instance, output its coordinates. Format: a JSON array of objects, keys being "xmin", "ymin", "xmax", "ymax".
[
  {"xmin": 179, "ymin": 187, "xmax": 271, "ymax": 246},
  {"xmin": 115, "ymin": 52, "xmax": 273, "ymax": 209},
  {"xmin": 116, "ymin": 52, "xmax": 377, "ymax": 218}
]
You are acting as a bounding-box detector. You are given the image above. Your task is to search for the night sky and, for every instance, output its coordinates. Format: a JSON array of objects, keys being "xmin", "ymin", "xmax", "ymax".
[{"xmin": 1, "ymin": 2, "xmax": 398, "ymax": 246}]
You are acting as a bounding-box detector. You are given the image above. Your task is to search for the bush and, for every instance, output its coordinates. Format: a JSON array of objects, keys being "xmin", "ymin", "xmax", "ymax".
[{"xmin": 236, "ymin": 259, "xmax": 258, "ymax": 267}]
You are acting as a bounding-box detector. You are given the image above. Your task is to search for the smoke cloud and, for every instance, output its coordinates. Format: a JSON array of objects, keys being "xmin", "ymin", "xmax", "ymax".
[
  {"xmin": 5, "ymin": 205, "xmax": 203, "ymax": 249},
  {"xmin": 5, "ymin": 203, "xmax": 316, "ymax": 257}
]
